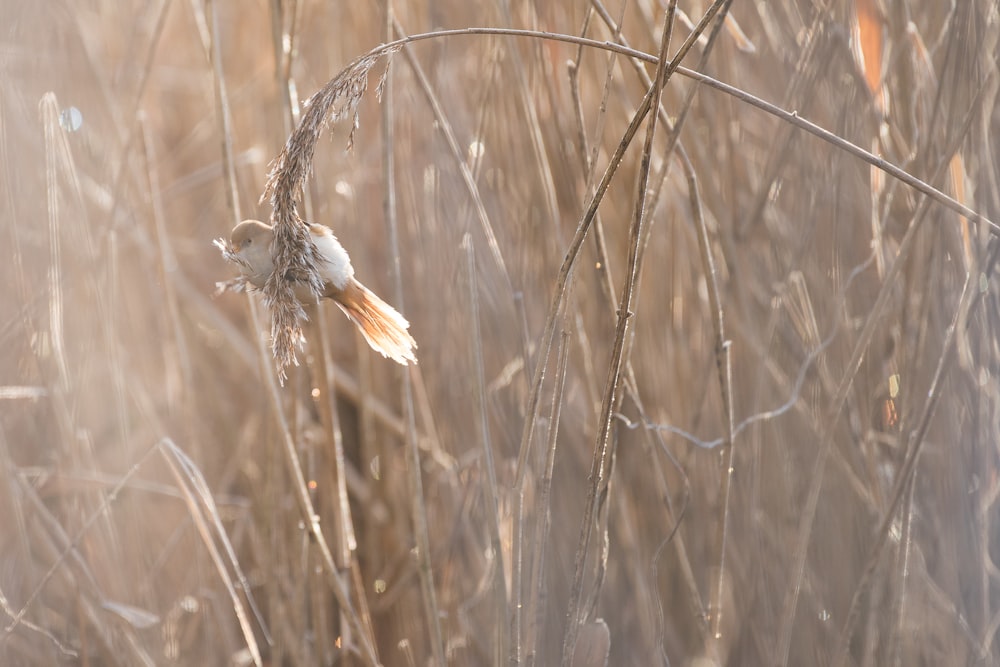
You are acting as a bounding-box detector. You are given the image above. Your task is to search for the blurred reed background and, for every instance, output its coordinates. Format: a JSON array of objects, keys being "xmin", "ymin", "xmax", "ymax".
[{"xmin": 2, "ymin": 1, "xmax": 999, "ymax": 665}]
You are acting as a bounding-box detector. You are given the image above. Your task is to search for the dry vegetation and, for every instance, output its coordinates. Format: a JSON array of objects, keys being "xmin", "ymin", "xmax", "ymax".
[{"xmin": 2, "ymin": 1, "xmax": 1000, "ymax": 665}]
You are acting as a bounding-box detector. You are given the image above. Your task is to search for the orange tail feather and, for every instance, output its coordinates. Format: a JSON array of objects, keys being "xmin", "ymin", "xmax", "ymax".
[{"xmin": 329, "ymin": 279, "xmax": 417, "ymax": 365}]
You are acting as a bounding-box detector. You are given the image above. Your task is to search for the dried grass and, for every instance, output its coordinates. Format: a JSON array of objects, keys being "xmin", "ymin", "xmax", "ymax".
[{"xmin": 2, "ymin": 1, "xmax": 1000, "ymax": 665}]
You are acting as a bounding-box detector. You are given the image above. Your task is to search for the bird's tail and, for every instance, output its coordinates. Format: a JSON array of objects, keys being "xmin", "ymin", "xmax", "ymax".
[{"xmin": 331, "ymin": 279, "xmax": 417, "ymax": 365}]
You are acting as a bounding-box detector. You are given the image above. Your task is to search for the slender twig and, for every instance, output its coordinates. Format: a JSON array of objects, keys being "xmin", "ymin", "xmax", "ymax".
[
  {"xmin": 887, "ymin": 471, "xmax": 917, "ymax": 667},
  {"xmin": 463, "ymin": 236, "xmax": 510, "ymax": 664},
  {"xmin": 14, "ymin": 468, "xmax": 156, "ymax": 665},
  {"xmin": 830, "ymin": 241, "xmax": 999, "ymax": 666},
  {"xmin": 525, "ymin": 331, "xmax": 571, "ymax": 666},
  {"xmin": 382, "ymin": 7, "xmax": 445, "ymax": 663},
  {"xmin": 159, "ymin": 439, "xmax": 265, "ymax": 666},
  {"xmin": 582, "ymin": 5, "xmax": 718, "ymax": 650},
  {"xmin": 139, "ymin": 115, "xmax": 193, "ymax": 413},
  {"xmin": 264, "ymin": 349, "xmax": 380, "ymax": 664},
  {"xmin": 583, "ymin": 0, "xmax": 736, "ymax": 653},
  {"xmin": 513, "ymin": 83, "xmax": 655, "ymax": 489},
  {"xmin": 391, "ymin": 17, "xmax": 513, "ymax": 296},
  {"xmin": 739, "ymin": 4, "xmax": 832, "ymax": 236},
  {"xmin": 495, "ymin": 2, "xmax": 562, "ymax": 239},
  {"xmin": 680, "ymin": 144, "xmax": 737, "ymax": 648},
  {"xmin": 561, "ymin": 4, "xmax": 677, "ymax": 663},
  {"xmin": 275, "ymin": 0, "xmax": 375, "ymax": 652},
  {"xmin": 775, "ymin": 81, "xmax": 991, "ymax": 666},
  {"xmin": 0, "ymin": 439, "xmax": 158, "ymax": 646},
  {"xmin": 40, "ymin": 94, "xmax": 70, "ymax": 392},
  {"xmin": 615, "ymin": 247, "xmax": 880, "ymax": 452}
]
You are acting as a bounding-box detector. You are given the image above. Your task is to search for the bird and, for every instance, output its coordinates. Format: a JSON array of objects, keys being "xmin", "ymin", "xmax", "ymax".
[{"xmin": 228, "ymin": 219, "xmax": 417, "ymax": 365}]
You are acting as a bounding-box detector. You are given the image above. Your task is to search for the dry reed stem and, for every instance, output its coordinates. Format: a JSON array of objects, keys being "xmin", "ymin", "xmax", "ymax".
[
  {"xmin": 314, "ymin": 315, "xmax": 359, "ymax": 565},
  {"xmin": 463, "ymin": 236, "xmax": 509, "ymax": 662},
  {"xmin": 571, "ymin": 7, "xmax": 709, "ymax": 649},
  {"xmin": 525, "ymin": 330, "xmax": 571, "ymax": 665},
  {"xmin": 563, "ymin": 0, "xmax": 744, "ymax": 660},
  {"xmin": 621, "ymin": 247, "xmax": 880, "ymax": 454},
  {"xmin": 561, "ymin": 3, "xmax": 680, "ymax": 662},
  {"xmin": 40, "ymin": 94, "xmax": 70, "ymax": 394},
  {"xmin": 5, "ymin": 442, "xmax": 162, "ymax": 665},
  {"xmin": 140, "ymin": 115, "xmax": 194, "ymax": 415},
  {"xmin": 738, "ymin": 6, "xmax": 829, "ymax": 238},
  {"xmin": 158, "ymin": 439, "xmax": 265, "ymax": 666},
  {"xmin": 681, "ymin": 145, "xmax": 736, "ymax": 651},
  {"xmin": 589, "ymin": 0, "xmax": 739, "ymax": 653},
  {"xmin": 658, "ymin": 8, "xmax": 742, "ymax": 648},
  {"xmin": 263, "ymin": 358, "xmax": 380, "ymax": 664},
  {"xmin": 391, "ymin": 17, "xmax": 513, "ymax": 295},
  {"xmin": 270, "ymin": 0, "xmax": 363, "ymax": 593},
  {"xmin": 775, "ymin": 74, "xmax": 992, "ymax": 666},
  {"xmin": 381, "ymin": 8, "xmax": 445, "ymax": 662},
  {"xmin": 494, "ymin": 4, "xmax": 562, "ymax": 239},
  {"xmin": 0, "ymin": 446, "xmax": 76, "ymax": 660},
  {"xmin": 513, "ymin": 81, "xmax": 654, "ymax": 493},
  {"xmin": 832, "ymin": 240, "xmax": 999, "ymax": 665}
]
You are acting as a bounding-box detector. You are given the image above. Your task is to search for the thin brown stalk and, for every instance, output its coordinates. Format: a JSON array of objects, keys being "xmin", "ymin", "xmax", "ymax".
[
  {"xmin": 504, "ymin": 0, "xmax": 737, "ymax": 492},
  {"xmin": 680, "ymin": 148, "xmax": 736, "ymax": 647},
  {"xmin": 390, "ymin": 16, "xmax": 513, "ymax": 295},
  {"xmin": 139, "ymin": 115, "xmax": 193, "ymax": 413},
  {"xmin": 582, "ymin": 0, "xmax": 736, "ymax": 652},
  {"xmin": 463, "ymin": 236, "xmax": 510, "ymax": 663},
  {"xmin": 561, "ymin": 4, "xmax": 677, "ymax": 663},
  {"xmin": 279, "ymin": 8, "xmax": 360, "ymax": 623},
  {"xmin": 513, "ymin": 82, "xmax": 655, "ymax": 489},
  {"xmin": 262, "ymin": 350, "xmax": 380, "ymax": 665},
  {"xmin": 314, "ymin": 312, "xmax": 361, "ymax": 567},
  {"xmin": 738, "ymin": 3, "xmax": 833, "ymax": 237},
  {"xmin": 494, "ymin": 3, "xmax": 562, "ymax": 238},
  {"xmin": 525, "ymin": 331, "xmax": 571, "ymax": 667},
  {"xmin": 570, "ymin": 0, "xmax": 623, "ymax": 322},
  {"xmin": 40, "ymin": 94, "xmax": 70, "ymax": 393},
  {"xmin": 567, "ymin": 7, "xmax": 596, "ymax": 181},
  {"xmin": 3, "ymin": 443, "xmax": 162, "ymax": 665},
  {"xmin": 204, "ymin": 0, "xmax": 241, "ymax": 223},
  {"xmin": 831, "ymin": 241, "xmax": 998, "ymax": 665},
  {"xmin": 270, "ymin": 0, "xmax": 361, "ymax": 596},
  {"xmin": 888, "ymin": 473, "xmax": 917, "ymax": 667},
  {"xmin": 382, "ymin": 7, "xmax": 445, "ymax": 662},
  {"xmin": 578, "ymin": 12, "xmax": 710, "ymax": 649},
  {"xmin": 775, "ymin": 84, "xmax": 991, "ymax": 666},
  {"xmin": 159, "ymin": 439, "xmax": 265, "ymax": 667}
]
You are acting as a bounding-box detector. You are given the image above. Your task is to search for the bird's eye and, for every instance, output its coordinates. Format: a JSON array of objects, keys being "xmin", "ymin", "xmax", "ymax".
[{"xmin": 245, "ymin": 238, "xmax": 252, "ymax": 245}]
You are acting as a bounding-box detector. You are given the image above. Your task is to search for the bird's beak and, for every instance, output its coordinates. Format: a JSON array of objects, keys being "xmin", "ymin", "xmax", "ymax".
[{"xmin": 230, "ymin": 242, "xmax": 241, "ymax": 253}]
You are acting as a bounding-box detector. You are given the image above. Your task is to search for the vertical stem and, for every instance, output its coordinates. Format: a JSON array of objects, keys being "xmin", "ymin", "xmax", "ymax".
[
  {"xmin": 463, "ymin": 237, "xmax": 510, "ymax": 664},
  {"xmin": 561, "ymin": 4, "xmax": 677, "ymax": 663},
  {"xmin": 681, "ymin": 150, "xmax": 736, "ymax": 648},
  {"xmin": 382, "ymin": 3, "xmax": 445, "ymax": 664}
]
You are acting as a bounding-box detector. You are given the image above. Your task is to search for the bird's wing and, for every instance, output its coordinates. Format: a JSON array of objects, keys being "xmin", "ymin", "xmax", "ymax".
[{"xmin": 309, "ymin": 224, "xmax": 354, "ymax": 289}]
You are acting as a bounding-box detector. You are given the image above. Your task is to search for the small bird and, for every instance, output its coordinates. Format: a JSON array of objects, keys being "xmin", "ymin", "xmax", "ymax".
[{"xmin": 228, "ymin": 219, "xmax": 417, "ymax": 365}]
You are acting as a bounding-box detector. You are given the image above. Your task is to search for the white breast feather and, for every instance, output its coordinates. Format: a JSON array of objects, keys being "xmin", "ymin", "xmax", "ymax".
[{"xmin": 310, "ymin": 225, "xmax": 354, "ymax": 289}]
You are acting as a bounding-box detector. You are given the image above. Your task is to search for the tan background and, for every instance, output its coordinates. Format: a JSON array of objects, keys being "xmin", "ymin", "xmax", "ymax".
[{"xmin": 1, "ymin": 1, "xmax": 997, "ymax": 665}]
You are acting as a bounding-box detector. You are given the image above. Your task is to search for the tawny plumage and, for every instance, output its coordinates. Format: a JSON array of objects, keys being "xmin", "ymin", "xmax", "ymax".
[
  {"xmin": 228, "ymin": 219, "xmax": 417, "ymax": 365},
  {"xmin": 328, "ymin": 279, "xmax": 417, "ymax": 365}
]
